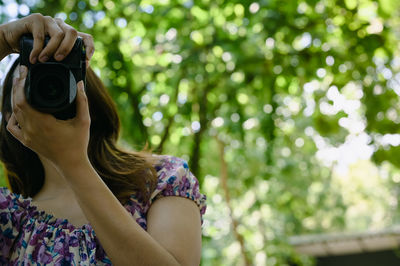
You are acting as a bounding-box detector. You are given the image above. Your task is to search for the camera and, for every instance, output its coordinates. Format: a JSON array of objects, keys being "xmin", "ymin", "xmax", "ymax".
[{"xmin": 19, "ymin": 34, "xmax": 86, "ymax": 120}]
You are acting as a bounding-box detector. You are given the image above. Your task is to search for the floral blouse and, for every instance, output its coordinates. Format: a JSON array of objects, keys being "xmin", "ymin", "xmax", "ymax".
[{"xmin": 0, "ymin": 155, "xmax": 207, "ymax": 265}]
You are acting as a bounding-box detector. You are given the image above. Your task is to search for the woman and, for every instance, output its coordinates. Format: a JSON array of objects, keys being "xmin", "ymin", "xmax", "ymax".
[{"xmin": 0, "ymin": 14, "xmax": 206, "ymax": 265}]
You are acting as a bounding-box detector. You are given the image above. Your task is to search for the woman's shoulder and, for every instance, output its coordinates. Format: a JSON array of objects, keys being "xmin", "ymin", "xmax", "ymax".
[
  {"xmin": 149, "ymin": 154, "xmax": 207, "ymax": 220},
  {"xmin": 152, "ymin": 154, "xmax": 189, "ymax": 172},
  {"xmin": 151, "ymin": 154, "xmax": 196, "ymax": 188}
]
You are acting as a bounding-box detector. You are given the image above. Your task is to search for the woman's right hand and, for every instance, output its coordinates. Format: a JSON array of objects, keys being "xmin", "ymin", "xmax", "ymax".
[{"xmin": 0, "ymin": 13, "xmax": 94, "ymax": 65}]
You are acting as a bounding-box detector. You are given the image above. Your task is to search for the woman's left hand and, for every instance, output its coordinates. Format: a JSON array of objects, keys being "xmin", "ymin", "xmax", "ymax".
[{"xmin": 6, "ymin": 65, "xmax": 91, "ymax": 170}]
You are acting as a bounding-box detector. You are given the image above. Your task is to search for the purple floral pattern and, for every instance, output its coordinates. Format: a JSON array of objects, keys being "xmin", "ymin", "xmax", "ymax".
[{"xmin": 0, "ymin": 155, "xmax": 207, "ymax": 265}]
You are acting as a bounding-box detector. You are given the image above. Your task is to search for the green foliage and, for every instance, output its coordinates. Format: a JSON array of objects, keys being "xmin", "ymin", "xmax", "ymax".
[{"xmin": 1, "ymin": 0, "xmax": 400, "ymax": 265}]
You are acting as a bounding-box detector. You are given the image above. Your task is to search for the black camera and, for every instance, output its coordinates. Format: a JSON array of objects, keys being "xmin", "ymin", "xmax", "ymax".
[{"xmin": 19, "ymin": 34, "xmax": 86, "ymax": 120}]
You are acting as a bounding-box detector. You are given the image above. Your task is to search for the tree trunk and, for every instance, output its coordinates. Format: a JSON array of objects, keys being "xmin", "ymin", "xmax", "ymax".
[{"xmin": 216, "ymin": 136, "xmax": 252, "ymax": 266}]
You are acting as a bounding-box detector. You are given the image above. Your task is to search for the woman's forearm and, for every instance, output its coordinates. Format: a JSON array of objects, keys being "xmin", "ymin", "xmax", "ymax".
[{"xmin": 57, "ymin": 158, "xmax": 180, "ymax": 266}]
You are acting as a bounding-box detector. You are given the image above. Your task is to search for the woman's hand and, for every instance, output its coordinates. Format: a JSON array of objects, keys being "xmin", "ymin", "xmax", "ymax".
[
  {"xmin": 0, "ymin": 13, "xmax": 94, "ymax": 66},
  {"xmin": 6, "ymin": 65, "xmax": 91, "ymax": 171}
]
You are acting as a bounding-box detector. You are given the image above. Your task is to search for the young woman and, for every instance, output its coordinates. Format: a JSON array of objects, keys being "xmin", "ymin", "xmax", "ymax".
[{"xmin": 0, "ymin": 14, "xmax": 206, "ymax": 265}]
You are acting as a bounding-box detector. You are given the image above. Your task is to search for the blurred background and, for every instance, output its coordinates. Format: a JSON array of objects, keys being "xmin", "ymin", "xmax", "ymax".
[{"xmin": 1, "ymin": 0, "xmax": 400, "ymax": 265}]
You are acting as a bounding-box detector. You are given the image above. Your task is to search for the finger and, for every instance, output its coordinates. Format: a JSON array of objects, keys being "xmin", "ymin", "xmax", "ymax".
[
  {"xmin": 13, "ymin": 66, "xmax": 42, "ymax": 117},
  {"xmin": 27, "ymin": 16, "xmax": 46, "ymax": 64},
  {"xmin": 11, "ymin": 67, "xmax": 20, "ymax": 110},
  {"xmin": 78, "ymin": 32, "xmax": 95, "ymax": 61},
  {"xmin": 38, "ymin": 16, "xmax": 65, "ymax": 63},
  {"xmin": 74, "ymin": 81, "xmax": 90, "ymax": 125},
  {"xmin": 77, "ymin": 32, "xmax": 94, "ymax": 69},
  {"xmin": 54, "ymin": 18, "xmax": 78, "ymax": 61},
  {"xmin": 12, "ymin": 65, "xmax": 29, "ymax": 111},
  {"xmin": 11, "ymin": 77, "xmax": 17, "ymax": 110},
  {"xmin": 6, "ymin": 112, "xmax": 24, "ymax": 142}
]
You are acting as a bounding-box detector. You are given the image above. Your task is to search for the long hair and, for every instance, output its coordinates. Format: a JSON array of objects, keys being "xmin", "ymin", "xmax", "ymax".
[{"xmin": 0, "ymin": 57, "xmax": 159, "ymax": 204}]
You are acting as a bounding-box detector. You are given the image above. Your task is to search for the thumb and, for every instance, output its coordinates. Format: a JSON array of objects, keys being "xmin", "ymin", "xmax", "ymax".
[{"xmin": 75, "ymin": 81, "xmax": 90, "ymax": 125}]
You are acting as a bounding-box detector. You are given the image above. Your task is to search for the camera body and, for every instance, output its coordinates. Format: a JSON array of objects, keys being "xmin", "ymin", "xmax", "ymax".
[{"xmin": 19, "ymin": 34, "xmax": 86, "ymax": 120}]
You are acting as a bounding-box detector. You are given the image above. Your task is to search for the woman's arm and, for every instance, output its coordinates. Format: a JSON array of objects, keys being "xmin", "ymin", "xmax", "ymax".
[{"xmin": 57, "ymin": 157, "xmax": 199, "ymax": 266}]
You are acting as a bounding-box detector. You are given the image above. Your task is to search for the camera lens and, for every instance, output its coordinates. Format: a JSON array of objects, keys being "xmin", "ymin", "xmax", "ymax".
[
  {"xmin": 28, "ymin": 62, "xmax": 73, "ymax": 113},
  {"xmin": 37, "ymin": 75, "xmax": 64, "ymax": 101}
]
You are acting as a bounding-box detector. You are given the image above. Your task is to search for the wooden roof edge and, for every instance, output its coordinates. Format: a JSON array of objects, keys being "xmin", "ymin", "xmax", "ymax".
[{"xmin": 289, "ymin": 225, "xmax": 400, "ymax": 246}]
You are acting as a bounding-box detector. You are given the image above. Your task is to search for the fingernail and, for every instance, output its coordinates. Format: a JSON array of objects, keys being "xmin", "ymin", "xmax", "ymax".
[
  {"xmin": 31, "ymin": 57, "xmax": 37, "ymax": 64},
  {"xmin": 78, "ymin": 81, "xmax": 85, "ymax": 93},
  {"xmin": 19, "ymin": 66, "xmax": 27, "ymax": 77},
  {"xmin": 55, "ymin": 54, "xmax": 64, "ymax": 61},
  {"xmin": 40, "ymin": 55, "xmax": 49, "ymax": 62}
]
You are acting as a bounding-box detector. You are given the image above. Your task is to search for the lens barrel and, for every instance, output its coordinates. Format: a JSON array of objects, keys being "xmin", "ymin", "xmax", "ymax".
[{"xmin": 30, "ymin": 63, "xmax": 70, "ymax": 109}]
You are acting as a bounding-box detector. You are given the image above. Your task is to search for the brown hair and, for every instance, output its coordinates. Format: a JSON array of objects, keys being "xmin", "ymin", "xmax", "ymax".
[{"xmin": 0, "ymin": 57, "xmax": 159, "ymax": 204}]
